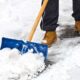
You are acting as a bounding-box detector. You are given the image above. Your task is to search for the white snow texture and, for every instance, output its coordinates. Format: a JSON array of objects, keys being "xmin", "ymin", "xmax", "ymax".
[{"xmin": 0, "ymin": 0, "xmax": 80, "ymax": 80}]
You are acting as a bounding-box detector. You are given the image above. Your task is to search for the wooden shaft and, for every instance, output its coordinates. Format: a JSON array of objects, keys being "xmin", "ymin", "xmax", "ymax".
[{"xmin": 27, "ymin": 0, "xmax": 48, "ymax": 41}]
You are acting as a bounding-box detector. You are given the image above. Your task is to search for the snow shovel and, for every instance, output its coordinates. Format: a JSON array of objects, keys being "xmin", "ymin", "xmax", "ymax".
[{"xmin": 0, "ymin": 0, "xmax": 48, "ymax": 59}]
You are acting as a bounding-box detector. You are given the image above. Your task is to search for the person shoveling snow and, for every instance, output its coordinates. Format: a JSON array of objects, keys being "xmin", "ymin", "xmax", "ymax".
[{"xmin": 41, "ymin": 0, "xmax": 80, "ymax": 47}]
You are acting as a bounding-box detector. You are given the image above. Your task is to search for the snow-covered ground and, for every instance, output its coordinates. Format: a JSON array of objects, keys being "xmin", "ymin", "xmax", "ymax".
[{"xmin": 0, "ymin": 0, "xmax": 80, "ymax": 80}]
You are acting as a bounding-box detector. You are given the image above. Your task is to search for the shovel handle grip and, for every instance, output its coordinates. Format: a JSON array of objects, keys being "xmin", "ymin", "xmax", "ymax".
[{"xmin": 27, "ymin": 0, "xmax": 48, "ymax": 41}]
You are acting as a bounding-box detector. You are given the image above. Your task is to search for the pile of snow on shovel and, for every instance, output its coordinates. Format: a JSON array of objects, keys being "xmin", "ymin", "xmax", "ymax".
[{"xmin": 0, "ymin": 48, "xmax": 45, "ymax": 80}]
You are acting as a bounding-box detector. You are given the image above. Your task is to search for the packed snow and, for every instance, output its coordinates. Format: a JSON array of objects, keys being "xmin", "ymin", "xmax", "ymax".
[{"xmin": 0, "ymin": 0, "xmax": 80, "ymax": 80}]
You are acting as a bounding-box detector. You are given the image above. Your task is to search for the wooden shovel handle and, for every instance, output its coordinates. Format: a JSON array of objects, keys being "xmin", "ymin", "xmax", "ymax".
[{"xmin": 27, "ymin": 0, "xmax": 48, "ymax": 41}]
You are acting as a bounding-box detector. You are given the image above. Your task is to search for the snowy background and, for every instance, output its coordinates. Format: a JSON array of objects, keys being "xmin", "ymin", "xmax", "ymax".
[{"xmin": 0, "ymin": 0, "xmax": 80, "ymax": 80}]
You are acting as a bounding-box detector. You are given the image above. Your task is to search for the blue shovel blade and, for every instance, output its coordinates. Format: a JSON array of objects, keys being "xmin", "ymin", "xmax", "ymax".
[{"xmin": 0, "ymin": 37, "xmax": 48, "ymax": 59}]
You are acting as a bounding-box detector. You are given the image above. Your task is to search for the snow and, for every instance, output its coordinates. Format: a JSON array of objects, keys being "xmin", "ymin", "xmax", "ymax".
[
  {"xmin": 0, "ymin": 48, "xmax": 45, "ymax": 80},
  {"xmin": 0, "ymin": 0, "xmax": 80, "ymax": 80},
  {"xmin": 59, "ymin": 0, "xmax": 74, "ymax": 25},
  {"xmin": 34, "ymin": 37, "xmax": 80, "ymax": 80}
]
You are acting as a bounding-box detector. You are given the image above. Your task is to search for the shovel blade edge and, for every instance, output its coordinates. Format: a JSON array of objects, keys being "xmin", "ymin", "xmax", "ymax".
[{"xmin": 0, "ymin": 37, "xmax": 48, "ymax": 59}]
